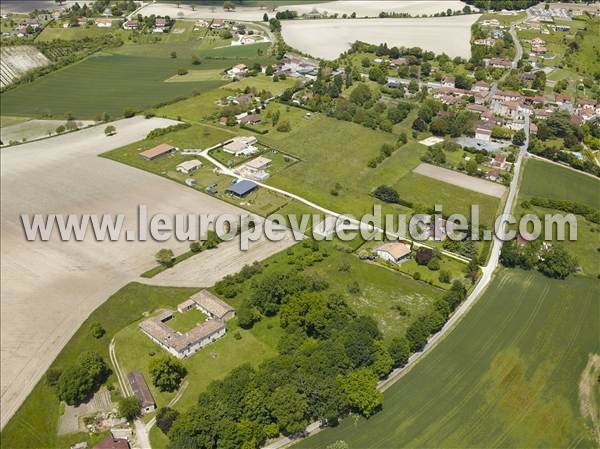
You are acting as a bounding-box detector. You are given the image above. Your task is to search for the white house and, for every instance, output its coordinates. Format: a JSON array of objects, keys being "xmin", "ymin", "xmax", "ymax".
[
  {"xmin": 475, "ymin": 126, "xmax": 492, "ymax": 141},
  {"xmin": 375, "ymin": 242, "xmax": 411, "ymax": 264},
  {"xmin": 222, "ymin": 136, "xmax": 258, "ymax": 156},
  {"xmin": 176, "ymin": 159, "xmax": 202, "ymax": 174}
]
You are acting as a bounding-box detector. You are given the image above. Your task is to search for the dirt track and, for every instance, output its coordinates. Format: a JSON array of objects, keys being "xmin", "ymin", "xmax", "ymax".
[
  {"xmin": 414, "ymin": 163, "xmax": 507, "ymax": 198},
  {"xmin": 0, "ymin": 117, "xmax": 288, "ymax": 428}
]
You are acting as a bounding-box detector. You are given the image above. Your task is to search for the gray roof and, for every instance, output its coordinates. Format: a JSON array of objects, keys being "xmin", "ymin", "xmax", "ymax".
[{"xmin": 226, "ymin": 180, "xmax": 257, "ymax": 197}]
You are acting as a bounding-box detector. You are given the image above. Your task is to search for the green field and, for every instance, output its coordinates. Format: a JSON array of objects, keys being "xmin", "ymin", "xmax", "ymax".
[
  {"xmin": 517, "ymin": 158, "xmax": 600, "ymax": 277},
  {"xmin": 260, "ymin": 109, "xmax": 501, "ymax": 229},
  {"xmin": 520, "ymin": 159, "xmax": 600, "ymax": 209},
  {"xmin": 294, "ymin": 269, "xmax": 600, "ymax": 449},
  {"xmin": 0, "ymin": 283, "xmax": 198, "ymax": 449},
  {"xmin": 0, "ymin": 53, "xmax": 229, "ymax": 119},
  {"xmin": 224, "ymin": 73, "xmax": 299, "ymax": 96}
]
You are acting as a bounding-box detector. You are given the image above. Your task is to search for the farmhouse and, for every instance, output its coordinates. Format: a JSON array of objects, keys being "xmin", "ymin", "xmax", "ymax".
[
  {"xmin": 211, "ymin": 18, "xmax": 225, "ymax": 29},
  {"xmin": 153, "ymin": 17, "xmax": 171, "ymax": 33},
  {"xmin": 222, "ymin": 136, "xmax": 257, "ymax": 156},
  {"xmin": 475, "ymin": 122, "xmax": 493, "ymax": 141},
  {"xmin": 228, "ymin": 63, "xmax": 248, "ymax": 77},
  {"xmin": 241, "ymin": 156, "xmax": 272, "ymax": 180},
  {"xmin": 123, "ymin": 19, "xmax": 139, "ymax": 30},
  {"xmin": 126, "ymin": 371, "xmax": 155, "ymax": 415},
  {"xmin": 473, "ymin": 80, "xmax": 490, "ymax": 92},
  {"xmin": 139, "ymin": 143, "xmax": 176, "ymax": 160},
  {"xmin": 92, "ymin": 435, "xmax": 130, "ymax": 449},
  {"xmin": 474, "ymin": 37, "xmax": 495, "ymax": 46},
  {"xmin": 488, "ymin": 58, "xmax": 512, "ymax": 69},
  {"xmin": 390, "ymin": 57, "xmax": 408, "ymax": 66},
  {"xmin": 226, "ymin": 180, "xmax": 258, "ymax": 197},
  {"xmin": 139, "ymin": 308, "xmax": 228, "ymax": 359},
  {"xmin": 239, "ymin": 114, "xmax": 262, "ymax": 125},
  {"xmin": 441, "ymin": 75, "xmax": 455, "ymax": 88},
  {"xmin": 375, "ymin": 242, "xmax": 411, "ymax": 264},
  {"xmin": 176, "ymin": 159, "xmax": 202, "ymax": 174},
  {"xmin": 95, "ymin": 18, "xmax": 112, "ymax": 28},
  {"xmin": 187, "ymin": 290, "xmax": 236, "ymax": 321}
]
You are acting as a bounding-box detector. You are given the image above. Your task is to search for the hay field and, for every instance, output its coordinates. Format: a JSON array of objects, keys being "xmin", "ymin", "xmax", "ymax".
[{"xmin": 281, "ymin": 15, "xmax": 480, "ymax": 60}]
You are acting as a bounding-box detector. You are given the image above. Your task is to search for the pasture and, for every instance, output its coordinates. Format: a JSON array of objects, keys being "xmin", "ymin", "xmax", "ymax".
[{"xmin": 294, "ymin": 269, "xmax": 600, "ymax": 449}]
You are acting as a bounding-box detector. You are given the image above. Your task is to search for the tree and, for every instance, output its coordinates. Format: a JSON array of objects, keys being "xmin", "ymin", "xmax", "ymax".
[
  {"xmin": 268, "ymin": 385, "xmax": 309, "ymax": 434},
  {"xmin": 155, "ymin": 248, "xmax": 174, "ymax": 267},
  {"xmin": 430, "ymin": 117, "xmax": 449, "ymax": 135},
  {"xmin": 119, "ymin": 396, "xmax": 141, "ymax": 421},
  {"xmin": 263, "ymin": 13, "xmax": 269, "ymax": 22},
  {"xmin": 388, "ymin": 336, "xmax": 410, "ymax": 367},
  {"xmin": 223, "ymin": 1, "xmax": 235, "ymax": 10},
  {"xmin": 149, "ymin": 355, "xmax": 187, "ymax": 392},
  {"xmin": 538, "ymin": 246, "xmax": 577, "ymax": 279},
  {"xmin": 89, "ymin": 321, "xmax": 105, "ymax": 339},
  {"xmin": 45, "ymin": 368, "xmax": 62, "ymax": 387},
  {"xmin": 78, "ymin": 351, "xmax": 109, "ymax": 386},
  {"xmin": 372, "ymin": 185, "xmax": 400, "ymax": 204},
  {"xmin": 412, "ymin": 117, "xmax": 427, "ymax": 132},
  {"xmin": 104, "ymin": 125, "xmax": 116, "ymax": 136},
  {"xmin": 276, "ymin": 120, "xmax": 291, "ymax": 132},
  {"xmin": 190, "ymin": 241, "xmax": 202, "ymax": 253},
  {"xmin": 55, "ymin": 125, "xmax": 66, "ymax": 134},
  {"xmin": 512, "ymin": 129, "xmax": 526, "ymax": 146},
  {"xmin": 156, "ymin": 406, "xmax": 180, "ymax": 434},
  {"xmin": 191, "ymin": 55, "xmax": 201, "ymax": 65},
  {"xmin": 349, "ymin": 83, "xmax": 372, "ymax": 106},
  {"xmin": 338, "ymin": 368, "xmax": 382, "ymax": 417},
  {"xmin": 415, "ymin": 248, "xmax": 434, "ymax": 265},
  {"xmin": 56, "ymin": 365, "xmax": 95, "ymax": 405},
  {"xmin": 170, "ymin": 51, "xmax": 177, "ymax": 58}
]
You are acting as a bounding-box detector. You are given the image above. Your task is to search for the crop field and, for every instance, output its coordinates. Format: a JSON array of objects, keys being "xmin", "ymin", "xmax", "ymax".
[
  {"xmin": 1, "ymin": 29, "xmax": 273, "ymax": 119},
  {"xmin": 520, "ymin": 159, "xmax": 600, "ymax": 209},
  {"xmin": 294, "ymin": 268, "xmax": 600, "ymax": 449},
  {"xmin": 0, "ymin": 53, "xmax": 230, "ymax": 119}
]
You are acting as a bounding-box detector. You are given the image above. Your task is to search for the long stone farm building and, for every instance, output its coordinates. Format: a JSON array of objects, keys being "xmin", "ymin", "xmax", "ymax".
[{"xmin": 139, "ymin": 290, "xmax": 234, "ymax": 358}]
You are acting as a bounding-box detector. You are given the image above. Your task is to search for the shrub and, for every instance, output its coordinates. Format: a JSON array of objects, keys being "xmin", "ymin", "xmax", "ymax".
[
  {"xmin": 119, "ymin": 396, "xmax": 141, "ymax": 421},
  {"xmin": 156, "ymin": 407, "xmax": 180, "ymax": 434},
  {"xmin": 415, "ymin": 248, "xmax": 434, "ymax": 265},
  {"xmin": 89, "ymin": 321, "xmax": 105, "ymax": 339},
  {"xmin": 427, "ymin": 259, "xmax": 440, "ymax": 271}
]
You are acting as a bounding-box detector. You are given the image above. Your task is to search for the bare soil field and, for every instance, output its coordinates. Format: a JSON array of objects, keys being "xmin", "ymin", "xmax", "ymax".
[
  {"xmin": 0, "ymin": 46, "xmax": 50, "ymax": 88},
  {"xmin": 135, "ymin": 0, "xmax": 470, "ymax": 21},
  {"xmin": 0, "ymin": 119, "xmax": 95, "ymax": 145},
  {"xmin": 142, "ymin": 227, "xmax": 297, "ymax": 288},
  {"xmin": 413, "ymin": 163, "xmax": 507, "ymax": 198},
  {"xmin": 281, "ymin": 15, "xmax": 480, "ymax": 60},
  {"xmin": 293, "ymin": 1, "xmax": 471, "ymax": 17},
  {"xmin": 0, "ymin": 117, "xmax": 283, "ymax": 429}
]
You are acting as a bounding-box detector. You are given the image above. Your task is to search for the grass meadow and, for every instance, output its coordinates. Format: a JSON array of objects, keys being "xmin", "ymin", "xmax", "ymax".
[{"xmin": 294, "ymin": 268, "xmax": 600, "ymax": 449}]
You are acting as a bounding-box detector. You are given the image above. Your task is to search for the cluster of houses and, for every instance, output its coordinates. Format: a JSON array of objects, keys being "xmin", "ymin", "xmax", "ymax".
[
  {"xmin": 139, "ymin": 290, "xmax": 235, "ymax": 359},
  {"xmin": 121, "ymin": 17, "xmax": 171, "ymax": 32}
]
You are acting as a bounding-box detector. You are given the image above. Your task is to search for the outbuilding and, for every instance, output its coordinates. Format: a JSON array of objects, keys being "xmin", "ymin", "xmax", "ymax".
[
  {"xmin": 176, "ymin": 159, "xmax": 202, "ymax": 174},
  {"xmin": 226, "ymin": 180, "xmax": 257, "ymax": 197}
]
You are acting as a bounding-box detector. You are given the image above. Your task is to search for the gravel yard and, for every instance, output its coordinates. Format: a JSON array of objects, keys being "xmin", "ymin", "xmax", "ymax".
[{"xmin": 413, "ymin": 163, "xmax": 507, "ymax": 198}]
